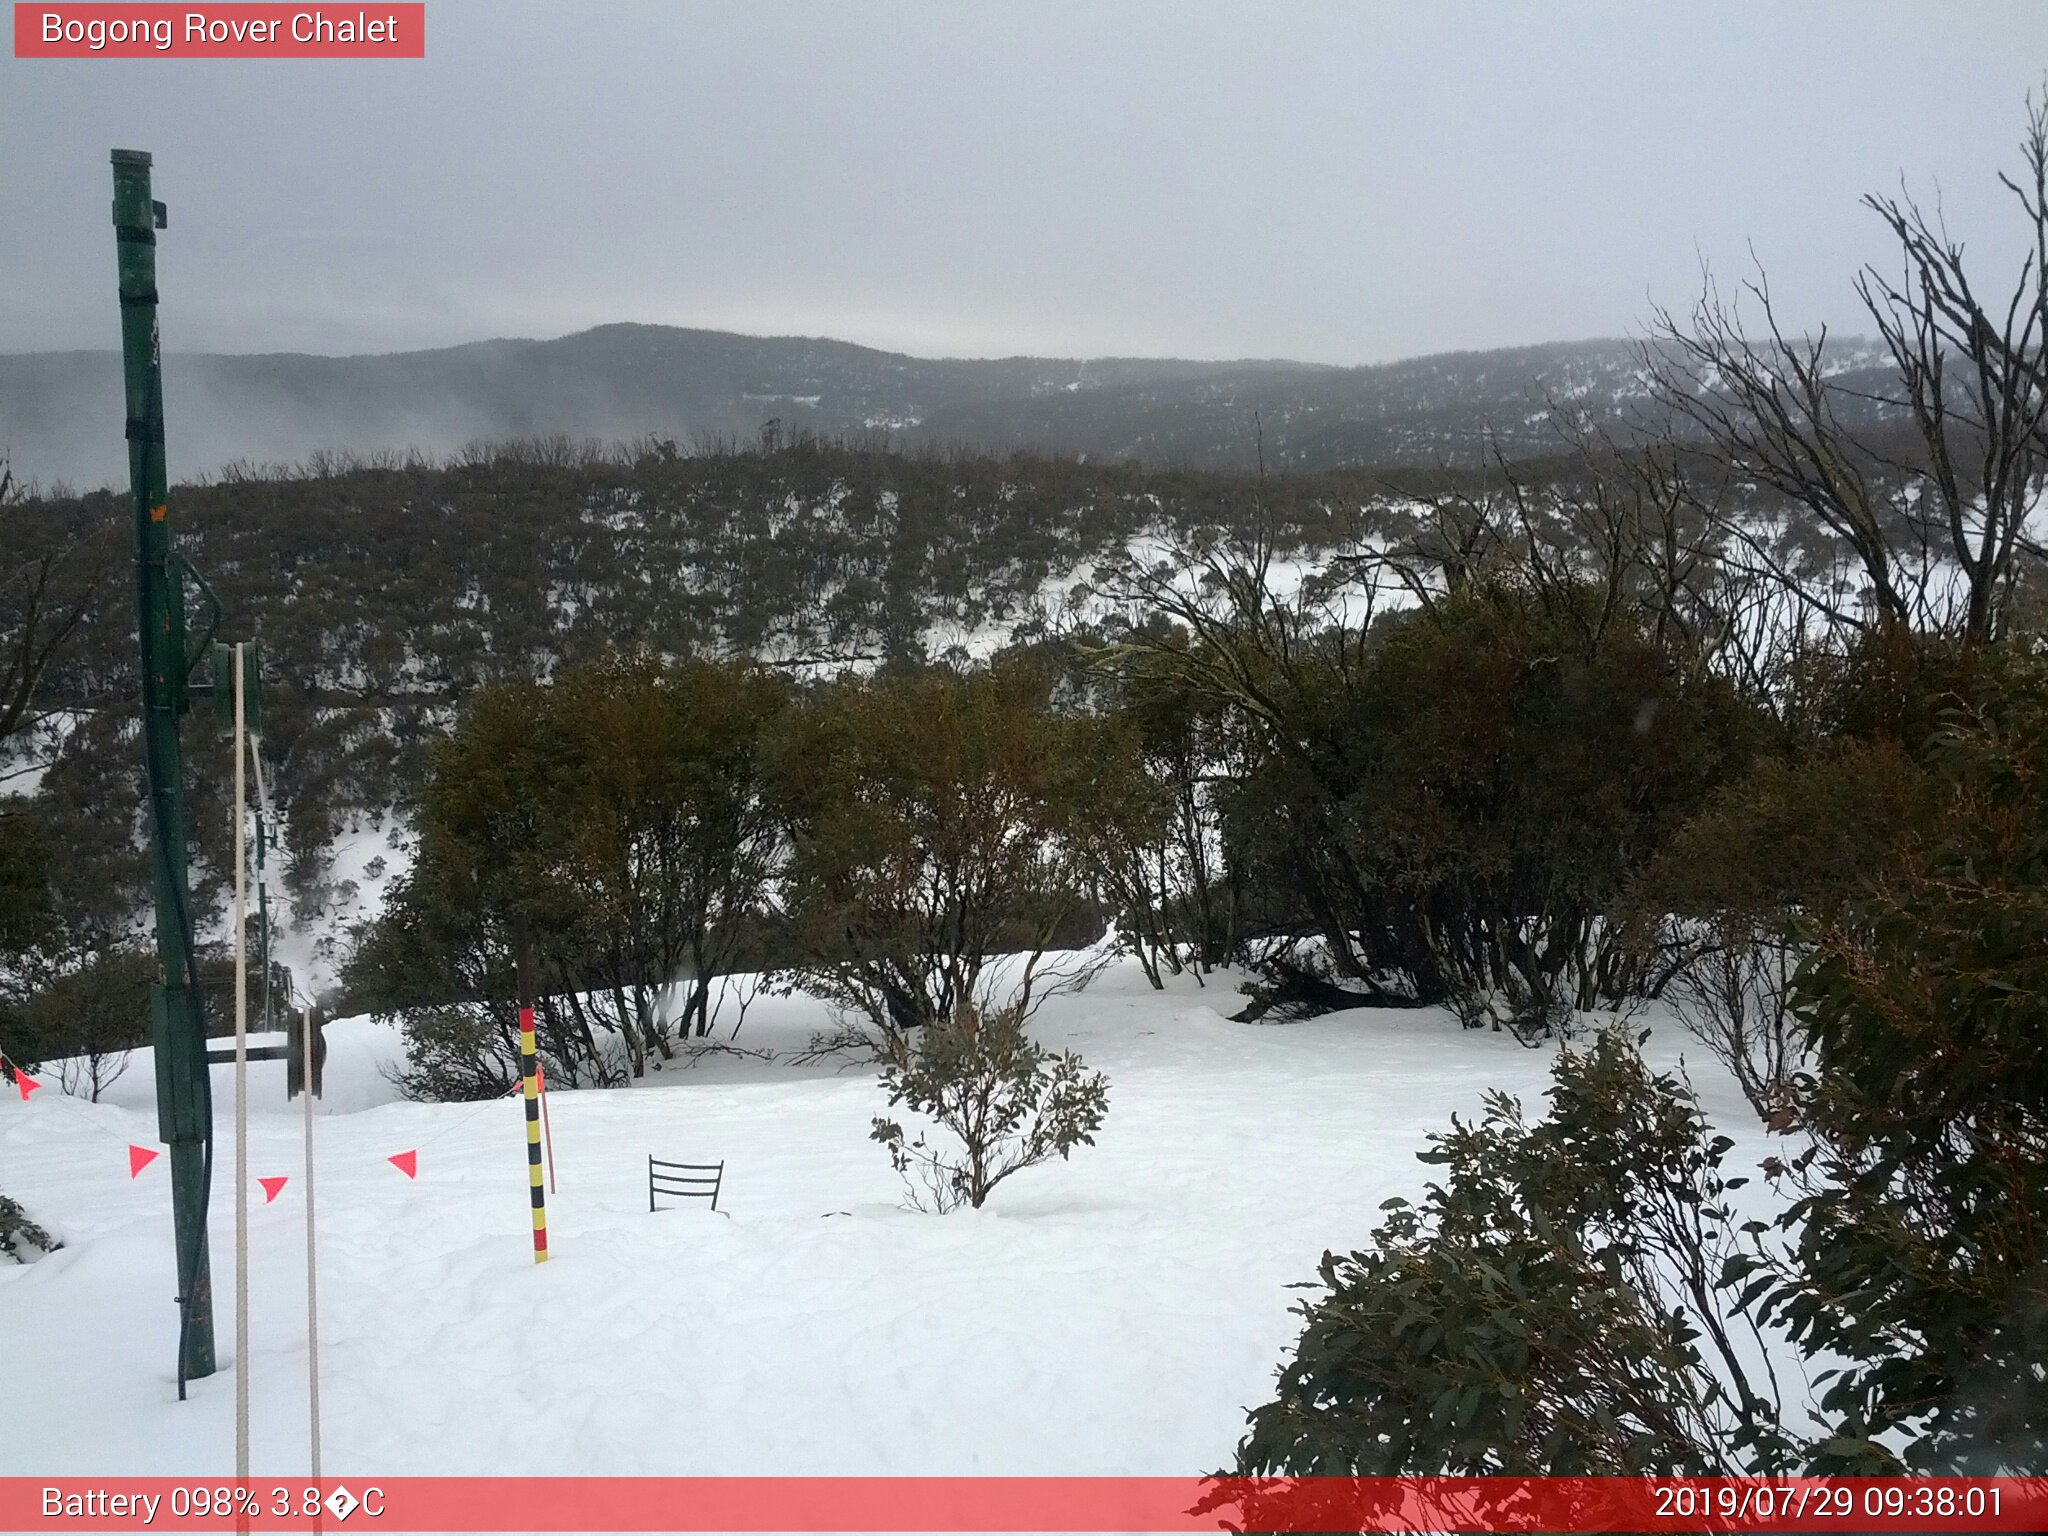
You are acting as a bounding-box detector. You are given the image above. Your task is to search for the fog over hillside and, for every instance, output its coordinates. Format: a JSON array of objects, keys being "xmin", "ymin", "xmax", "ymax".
[{"xmin": 0, "ymin": 323, "xmax": 1899, "ymax": 490}]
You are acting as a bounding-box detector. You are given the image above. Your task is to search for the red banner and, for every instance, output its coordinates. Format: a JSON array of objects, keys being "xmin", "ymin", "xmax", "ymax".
[
  {"xmin": 3, "ymin": 1477, "xmax": 2047, "ymax": 1532},
  {"xmin": 13, "ymin": 5, "xmax": 424, "ymax": 58}
]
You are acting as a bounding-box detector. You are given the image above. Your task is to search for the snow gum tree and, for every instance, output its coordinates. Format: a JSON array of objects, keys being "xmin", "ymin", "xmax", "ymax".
[
  {"xmin": 350, "ymin": 651, "xmax": 789, "ymax": 1094},
  {"xmin": 548, "ymin": 652, "xmax": 788, "ymax": 1046},
  {"xmin": 1098, "ymin": 486, "xmax": 1772, "ymax": 1033},
  {"xmin": 770, "ymin": 659, "xmax": 1138, "ymax": 1042},
  {"xmin": 1081, "ymin": 635, "xmax": 1244, "ymax": 988}
]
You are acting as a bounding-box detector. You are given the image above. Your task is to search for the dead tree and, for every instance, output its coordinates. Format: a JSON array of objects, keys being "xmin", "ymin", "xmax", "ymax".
[
  {"xmin": 1645, "ymin": 94, "xmax": 2048, "ymax": 648},
  {"xmin": 1, "ymin": 462, "xmax": 112, "ymax": 754}
]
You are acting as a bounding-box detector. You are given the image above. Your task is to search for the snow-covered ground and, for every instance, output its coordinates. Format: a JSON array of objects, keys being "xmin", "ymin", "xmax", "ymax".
[{"xmin": 0, "ymin": 962, "xmax": 1770, "ymax": 1477}]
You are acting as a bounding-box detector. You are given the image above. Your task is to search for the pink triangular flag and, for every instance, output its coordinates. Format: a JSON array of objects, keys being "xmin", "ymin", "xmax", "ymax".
[
  {"xmin": 258, "ymin": 1176, "xmax": 288, "ymax": 1204},
  {"xmin": 388, "ymin": 1150, "xmax": 417, "ymax": 1179},
  {"xmin": 16, "ymin": 1071, "xmax": 40, "ymax": 1102},
  {"xmin": 129, "ymin": 1144, "xmax": 160, "ymax": 1178}
]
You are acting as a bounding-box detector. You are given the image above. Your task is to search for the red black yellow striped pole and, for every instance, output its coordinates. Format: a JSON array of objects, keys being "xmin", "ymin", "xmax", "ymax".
[{"xmin": 519, "ymin": 1007, "xmax": 549, "ymax": 1263}]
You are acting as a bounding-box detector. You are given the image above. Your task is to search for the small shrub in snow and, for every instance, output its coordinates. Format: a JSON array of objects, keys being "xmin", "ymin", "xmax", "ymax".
[
  {"xmin": 0, "ymin": 1192, "xmax": 57, "ymax": 1263},
  {"xmin": 870, "ymin": 1003, "xmax": 1108, "ymax": 1211}
]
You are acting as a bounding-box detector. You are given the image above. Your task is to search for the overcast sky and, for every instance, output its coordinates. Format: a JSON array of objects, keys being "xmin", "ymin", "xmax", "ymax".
[{"xmin": 3, "ymin": 1, "xmax": 2043, "ymax": 364}]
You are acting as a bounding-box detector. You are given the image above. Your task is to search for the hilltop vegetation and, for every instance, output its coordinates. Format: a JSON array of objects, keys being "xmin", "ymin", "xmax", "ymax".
[
  {"xmin": 0, "ymin": 326, "xmax": 1903, "ymax": 492},
  {"xmin": 0, "ymin": 388, "xmax": 2016, "ymax": 967}
]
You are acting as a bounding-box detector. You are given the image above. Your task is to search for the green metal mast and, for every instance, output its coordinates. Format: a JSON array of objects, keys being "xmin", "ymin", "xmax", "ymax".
[{"xmin": 113, "ymin": 148, "xmax": 216, "ymax": 1388}]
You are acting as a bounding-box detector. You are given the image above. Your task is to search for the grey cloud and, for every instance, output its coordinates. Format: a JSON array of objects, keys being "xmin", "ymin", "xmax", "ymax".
[{"xmin": 2, "ymin": 0, "xmax": 2042, "ymax": 364}]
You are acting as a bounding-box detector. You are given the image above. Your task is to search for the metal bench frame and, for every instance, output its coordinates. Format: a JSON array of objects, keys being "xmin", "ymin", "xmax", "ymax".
[{"xmin": 649, "ymin": 1156, "xmax": 724, "ymax": 1213}]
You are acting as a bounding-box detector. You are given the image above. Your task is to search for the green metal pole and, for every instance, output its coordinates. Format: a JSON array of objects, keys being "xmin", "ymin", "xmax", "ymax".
[{"xmin": 113, "ymin": 148, "xmax": 216, "ymax": 1387}]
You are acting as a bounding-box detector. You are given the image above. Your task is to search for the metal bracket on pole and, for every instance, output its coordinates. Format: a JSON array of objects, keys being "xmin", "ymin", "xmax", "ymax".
[{"xmin": 209, "ymin": 639, "xmax": 263, "ymax": 735}]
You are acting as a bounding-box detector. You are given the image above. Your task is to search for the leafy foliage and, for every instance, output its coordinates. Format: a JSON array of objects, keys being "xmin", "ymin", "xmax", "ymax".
[
  {"xmin": 0, "ymin": 800, "xmax": 54, "ymax": 965},
  {"xmin": 1203, "ymin": 580, "xmax": 1766, "ymax": 1030},
  {"xmin": 351, "ymin": 652, "xmax": 788, "ymax": 1094},
  {"xmin": 870, "ymin": 1003, "xmax": 1109, "ymax": 1211},
  {"xmin": 773, "ymin": 661, "xmax": 1134, "ymax": 1039},
  {"xmin": 546, "ymin": 653, "xmax": 788, "ymax": 1043},
  {"xmin": 1234, "ymin": 1030, "xmax": 1794, "ymax": 1476},
  {"xmin": 0, "ymin": 1191, "xmax": 57, "ymax": 1264},
  {"xmin": 1632, "ymin": 733, "xmax": 1936, "ymax": 1120},
  {"xmin": 8, "ymin": 945, "xmax": 152, "ymax": 1101},
  {"xmin": 1080, "ymin": 641, "xmax": 1243, "ymax": 987},
  {"xmin": 1738, "ymin": 652, "xmax": 2048, "ymax": 1472}
]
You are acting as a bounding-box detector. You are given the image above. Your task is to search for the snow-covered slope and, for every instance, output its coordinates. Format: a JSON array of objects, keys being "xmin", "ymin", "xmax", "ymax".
[{"xmin": 0, "ymin": 962, "xmax": 1767, "ymax": 1477}]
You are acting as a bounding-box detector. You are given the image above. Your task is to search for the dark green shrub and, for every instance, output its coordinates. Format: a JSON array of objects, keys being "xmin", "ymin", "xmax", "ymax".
[
  {"xmin": 1741, "ymin": 652, "xmax": 2048, "ymax": 1473},
  {"xmin": 1234, "ymin": 1030, "xmax": 1795, "ymax": 1476},
  {"xmin": 774, "ymin": 661, "xmax": 1135, "ymax": 1040},
  {"xmin": 380, "ymin": 1005, "xmax": 521, "ymax": 1103},
  {"xmin": 0, "ymin": 1192, "xmax": 57, "ymax": 1263},
  {"xmin": 1223, "ymin": 584, "xmax": 1768, "ymax": 1030}
]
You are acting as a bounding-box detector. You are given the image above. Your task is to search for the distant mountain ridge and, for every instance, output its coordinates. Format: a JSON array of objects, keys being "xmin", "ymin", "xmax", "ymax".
[{"xmin": 0, "ymin": 322, "xmax": 1894, "ymax": 490}]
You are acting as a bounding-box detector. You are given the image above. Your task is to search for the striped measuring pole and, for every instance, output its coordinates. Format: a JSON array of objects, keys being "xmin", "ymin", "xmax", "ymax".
[{"xmin": 519, "ymin": 1007, "xmax": 549, "ymax": 1262}]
